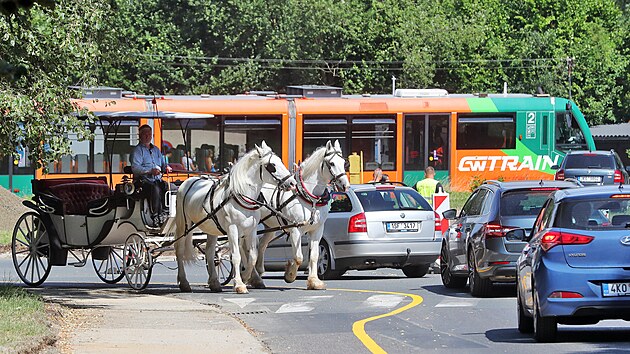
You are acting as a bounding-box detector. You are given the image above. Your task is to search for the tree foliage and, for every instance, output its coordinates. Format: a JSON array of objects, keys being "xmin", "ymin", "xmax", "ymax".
[{"xmin": 0, "ymin": 1, "xmax": 119, "ymax": 169}]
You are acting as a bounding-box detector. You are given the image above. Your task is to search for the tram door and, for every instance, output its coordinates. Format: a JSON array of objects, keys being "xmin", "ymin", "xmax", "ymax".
[{"xmin": 403, "ymin": 114, "xmax": 450, "ymax": 185}]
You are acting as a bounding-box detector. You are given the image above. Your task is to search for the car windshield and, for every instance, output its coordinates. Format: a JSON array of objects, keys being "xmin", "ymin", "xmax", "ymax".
[
  {"xmin": 564, "ymin": 155, "xmax": 614, "ymax": 169},
  {"xmin": 555, "ymin": 199, "xmax": 630, "ymax": 230},
  {"xmin": 355, "ymin": 189, "xmax": 432, "ymax": 212},
  {"xmin": 500, "ymin": 190, "xmax": 554, "ymax": 217}
]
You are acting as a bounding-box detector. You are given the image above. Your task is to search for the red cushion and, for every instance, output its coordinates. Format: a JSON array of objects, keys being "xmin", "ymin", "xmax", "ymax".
[{"xmin": 49, "ymin": 183, "xmax": 112, "ymax": 215}]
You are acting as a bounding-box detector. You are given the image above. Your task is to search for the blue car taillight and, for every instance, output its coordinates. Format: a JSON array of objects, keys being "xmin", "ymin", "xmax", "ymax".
[{"xmin": 540, "ymin": 230, "xmax": 594, "ymax": 251}]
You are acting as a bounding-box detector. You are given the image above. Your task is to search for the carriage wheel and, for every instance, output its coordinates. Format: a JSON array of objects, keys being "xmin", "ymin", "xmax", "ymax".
[
  {"xmin": 92, "ymin": 246, "xmax": 126, "ymax": 284},
  {"xmin": 213, "ymin": 239, "xmax": 233, "ymax": 286},
  {"xmin": 11, "ymin": 212, "xmax": 52, "ymax": 287},
  {"xmin": 123, "ymin": 234, "xmax": 152, "ymax": 290}
]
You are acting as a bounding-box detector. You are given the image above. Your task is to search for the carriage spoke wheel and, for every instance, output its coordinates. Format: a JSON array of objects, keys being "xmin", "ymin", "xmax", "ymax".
[
  {"xmin": 123, "ymin": 234, "xmax": 152, "ymax": 290},
  {"xmin": 213, "ymin": 240, "xmax": 233, "ymax": 286},
  {"xmin": 12, "ymin": 212, "xmax": 52, "ymax": 287},
  {"xmin": 92, "ymin": 246, "xmax": 126, "ymax": 284}
]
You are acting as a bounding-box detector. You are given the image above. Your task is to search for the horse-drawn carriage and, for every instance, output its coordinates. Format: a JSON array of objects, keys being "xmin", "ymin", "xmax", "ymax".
[
  {"xmin": 12, "ymin": 136, "xmax": 348, "ymax": 293},
  {"xmin": 11, "ymin": 170, "xmax": 233, "ymax": 290}
]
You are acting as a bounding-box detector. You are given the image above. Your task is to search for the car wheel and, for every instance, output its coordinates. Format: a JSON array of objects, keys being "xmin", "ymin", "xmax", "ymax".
[
  {"xmin": 402, "ymin": 264, "xmax": 430, "ymax": 278},
  {"xmin": 533, "ymin": 288, "xmax": 557, "ymax": 342},
  {"xmin": 440, "ymin": 242, "xmax": 467, "ymax": 288},
  {"xmin": 517, "ymin": 287, "xmax": 534, "ymax": 333},
  {"xmin": 468, "ymin": 249, "xmax": 492, "ymax": 297},
  {"xmin": 317, "ymin": 241, "xmax": 344, "ymax": 280}
]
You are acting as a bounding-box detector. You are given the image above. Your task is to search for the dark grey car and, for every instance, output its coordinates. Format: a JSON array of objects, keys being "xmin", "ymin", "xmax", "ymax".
[
  {"xmin": 552, "ymin": 150, "xmax": 630, "ymax": 185},
  {"xmin": 264, "ymin": 183, "xmax": 442, "ymax": 279},
  {"xmin": 440, "ymin": 180, "xmax": 581, "ymax": 297}
]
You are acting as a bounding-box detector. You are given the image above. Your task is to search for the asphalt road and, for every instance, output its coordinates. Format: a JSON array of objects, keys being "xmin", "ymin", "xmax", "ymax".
[{"xmin": 2, "ymin": 256, "xmax": 630, "ymax": 353}]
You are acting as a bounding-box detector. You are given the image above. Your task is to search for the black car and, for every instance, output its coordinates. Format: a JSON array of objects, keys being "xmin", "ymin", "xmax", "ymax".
[
  {"xmin": 553, "ymin": 150, "xmax": 630, "ymax": 186},
  {"xmin": 440, "ymin": 179, "xmax": 581, "ymax": 297}
]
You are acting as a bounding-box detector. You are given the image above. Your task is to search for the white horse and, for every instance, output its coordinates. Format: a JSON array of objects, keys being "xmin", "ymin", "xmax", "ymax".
[
  {"xmin": 251, "ymin": 140, "xmax": 350, "ymax": 290},
  {"xmin": 173, "ymin": 141, "xmax": 296, "ymax": 294}
]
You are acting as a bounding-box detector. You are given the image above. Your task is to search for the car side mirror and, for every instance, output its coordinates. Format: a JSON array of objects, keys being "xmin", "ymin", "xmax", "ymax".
[
  {"xmin": 442, "ymin": 208, "xmax": 457, "ymax": 220},
  {"xmin": 505, "ymin": 228, "xmax": 527, "ymax": 242},
  {"xmin": 550, "ymin": 164, "xmax": 559, "ymax": 170}
]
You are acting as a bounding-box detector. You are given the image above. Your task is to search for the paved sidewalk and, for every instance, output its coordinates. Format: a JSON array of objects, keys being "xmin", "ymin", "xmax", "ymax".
[{"xmin": 35, "ymin": 288, "xmax": 269, "ymax": 353}]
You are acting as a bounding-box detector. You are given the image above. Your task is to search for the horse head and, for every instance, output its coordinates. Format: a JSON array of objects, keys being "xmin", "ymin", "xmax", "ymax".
[
  {"xmin": 324, "ymin": 140, "xmax": 350, "ymax": 192},
  {"xmin": 255, "ymin": 141, "xmax": 296, "ymax": 191}
]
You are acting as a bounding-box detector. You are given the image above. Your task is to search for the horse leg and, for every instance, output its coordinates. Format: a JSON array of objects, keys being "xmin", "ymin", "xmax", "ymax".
[
  {"xmin": 174, "ymin": 228, "xmax": 192, "ymax": 292},
  {"xmin": 255, "ymin": 231, "xmax": 275, "ymax": 276},
  {"xmin": 284, "ymin": 228, "xmax": 303, "ymax": 283},
  {"xmin": 306, "ymin": 227, "xmax": 326, "ymax": 290},
  {"xmin": 228, "ymin": 225, "xmax": 248, "ymax": 294},
  {"xmin": 205, "ymin": 235, "xmax": 222, "ymax": 292},
  {"xmin": 241, "ymin": 228, "xmax": 258, "ymax": 284},
  {"xmin": 243, "ymin": 229, "xmax": 266, "ymax": 289}
]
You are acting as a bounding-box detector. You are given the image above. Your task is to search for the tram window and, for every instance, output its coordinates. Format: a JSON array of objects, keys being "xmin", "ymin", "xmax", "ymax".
[
  {"xmin": 457, "ymin": 116, "xmax": 515, "ymax": 150},
  {"xmin": 351, "ymin": 116, "xmax": 396, "ymax": 171},
  {"xmin": 303, "ymin": 117, "xmax": 348, "ymax": 159},
  {"xmin": 0, "ymin": 153, "xmax": 34, "ymax": 175},
  {"xmin": 93, "ymin": 122, "xmax": 136, "ymax": 174},
  {"xmin": 163, "ymin": 118, "xmax": 220, "ymax": 172},
  {"xmin": 404, "ymin": 116, "xmax": 425, "ymax": 171},
  {"xmin": 555, "ymin": 112, "xmax": 587, "ymax": 151},
  {"xmin": 223, "ymin": 117, "xmax": 282, "ymax": 169}
]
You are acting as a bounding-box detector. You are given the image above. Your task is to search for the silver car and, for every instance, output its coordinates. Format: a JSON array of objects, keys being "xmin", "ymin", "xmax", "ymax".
[{"xmin": 264, "ymin": 183, "xmax": 442, "ymax": 279}]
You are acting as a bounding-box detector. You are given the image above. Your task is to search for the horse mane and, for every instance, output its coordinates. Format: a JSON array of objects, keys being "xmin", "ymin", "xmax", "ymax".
[
  {"xmin": 300, "ymin": 146, "xmax": 327, "ymax": 178},
  {"xmin": 229, "ymin": 146, "xmax": 268, "ymax": 196}
]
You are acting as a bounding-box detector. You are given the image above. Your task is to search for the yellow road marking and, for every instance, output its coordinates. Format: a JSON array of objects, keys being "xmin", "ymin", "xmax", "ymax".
[{"xmin": 329, "ymin": 288, "xmax": 424, "ymax": 354}]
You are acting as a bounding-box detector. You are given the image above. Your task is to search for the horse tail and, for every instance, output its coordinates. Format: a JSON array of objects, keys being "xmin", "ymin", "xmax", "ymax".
[{"xmin": 174, "ymin": 178, "xmax": 196, "ymax": 264}]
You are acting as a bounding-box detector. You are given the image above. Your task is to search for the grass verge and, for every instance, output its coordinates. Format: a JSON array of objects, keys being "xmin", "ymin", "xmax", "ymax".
[
  {"xmin": 0, "ymin": 230, "xmax": 10, "ymax": 246},
  {"xmin": 0, "ymin": 231, "xmax": 10, "ymax": 254},
  {"xmin": 0, "ymin": 285, "xmax": 54, "ymax": 352},
  {"xmin": 449, "ymin": 191, "xmax": 471, "ymax": 212}
]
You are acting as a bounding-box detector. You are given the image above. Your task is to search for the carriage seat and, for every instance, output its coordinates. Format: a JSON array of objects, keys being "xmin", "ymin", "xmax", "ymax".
[{"xmin": 49, "ymin": 182, "xmax": 113, "ymax": 215}]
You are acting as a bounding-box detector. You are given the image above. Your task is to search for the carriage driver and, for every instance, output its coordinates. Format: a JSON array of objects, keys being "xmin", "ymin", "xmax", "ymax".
[{"xmin": 131, "ymin": 124, "xmax": 173, "ymax": 224}]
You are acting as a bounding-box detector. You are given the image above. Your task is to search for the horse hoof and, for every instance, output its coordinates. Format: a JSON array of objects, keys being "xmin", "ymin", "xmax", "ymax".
[
  {"xmin": 207, "ymin": 282, "xmax": 222, "ymax": 292},
  {"xmin": 284, "ymin": 273, "xmax": 297, "ymax": 283},
  {"xmin": 179, "ymin": 284, "xmax": 192, "ymax": 293},
  {"xmin": 248, "ymin": 281, "xmax": 266, "ymax": 289},
  {"xmin": 235, "ymin": 285, "xmax": 249, "ymax": 294},
  {"xmin": 307, "ymin": 279, "xmax": 326, "ymax": 290}
]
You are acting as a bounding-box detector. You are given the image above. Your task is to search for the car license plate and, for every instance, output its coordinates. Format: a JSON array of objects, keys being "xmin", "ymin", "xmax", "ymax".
[
  {"xmin": 386, "ymin": 222, "xmax": 418, "ymax": 232},
  {"xmin": 578, "ymin": 176, "xmax": 602, "ymax": 183},
  {"xmin": 602, "ymin": 282, "xmax": 630, "ymax": 297}
]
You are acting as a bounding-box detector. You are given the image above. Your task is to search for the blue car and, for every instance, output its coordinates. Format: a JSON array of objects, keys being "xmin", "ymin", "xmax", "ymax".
[{"xmin": 515, "ymin": 185, "xmax": 630, "ymax": 342}]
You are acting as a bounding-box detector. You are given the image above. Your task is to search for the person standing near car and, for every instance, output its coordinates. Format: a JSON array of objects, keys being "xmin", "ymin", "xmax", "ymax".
[
  {"xmin": 416, "ymin": 166, "xmax": 444, "ymax": 203},
  {"xmin": 131, "ymin": 124, "xmax": 172, "ymax": 223}
]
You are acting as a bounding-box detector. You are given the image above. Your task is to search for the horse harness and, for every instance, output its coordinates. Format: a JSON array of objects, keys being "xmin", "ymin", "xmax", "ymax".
[
  {"xmin": 178, "ymin": 150, "xmax": 293, "ymax": 240},
  {"xmin": 258, "ymin": 160, "xmax": 333, "ymax": 237}
]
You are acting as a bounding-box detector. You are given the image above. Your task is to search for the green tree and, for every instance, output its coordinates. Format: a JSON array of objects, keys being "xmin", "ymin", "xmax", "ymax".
[{"xmin": 0, "ymin": 1, "xmax": 117, "ymax": 170}]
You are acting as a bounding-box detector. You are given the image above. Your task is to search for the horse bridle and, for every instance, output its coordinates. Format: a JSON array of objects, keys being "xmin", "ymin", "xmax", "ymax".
[
  {"xmin": 322, "ymin": 149, "xmax": 348, "ymax": 192},
  {"xmin": 259, "ymin": 150, "xmax": 293, "ymax": 189}
]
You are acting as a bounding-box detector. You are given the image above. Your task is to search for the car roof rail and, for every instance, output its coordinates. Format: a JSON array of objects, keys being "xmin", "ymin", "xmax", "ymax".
[
  {"xmin": 482, "ymin": 180, "xmax": 502, "ymax": 187},
  {"xmin": 562, "ymin": 177, "xmax": 583, "ymax": 187},
  {"xmin": 366, "ymin": 181, "xmax": 408, "ymax": 187}
]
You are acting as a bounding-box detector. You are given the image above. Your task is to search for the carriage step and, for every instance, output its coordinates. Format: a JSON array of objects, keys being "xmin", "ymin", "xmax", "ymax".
[{"xmin": 69, "ymin": 261, "xmax": 87, "ymax": 267}]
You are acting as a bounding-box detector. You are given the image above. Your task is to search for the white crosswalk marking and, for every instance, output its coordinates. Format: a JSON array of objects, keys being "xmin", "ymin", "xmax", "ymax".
[
  {"xmin": 435, "ymin": 298, "xmax": 480, "ymax": 308},
  {"xmin": 224, "ymin": 298, "xmax": 256, "ymax": 308},
  {"xmin": 276, "ymin": 302, "xmax": 315, "ymax": 313},
  {"xmin": 301, "ymin": 295, "xmax": 334, "ymax": 300},
  {"xmin": 363, "ymin": 295, "xmax": 405, "ymax": 308}
]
